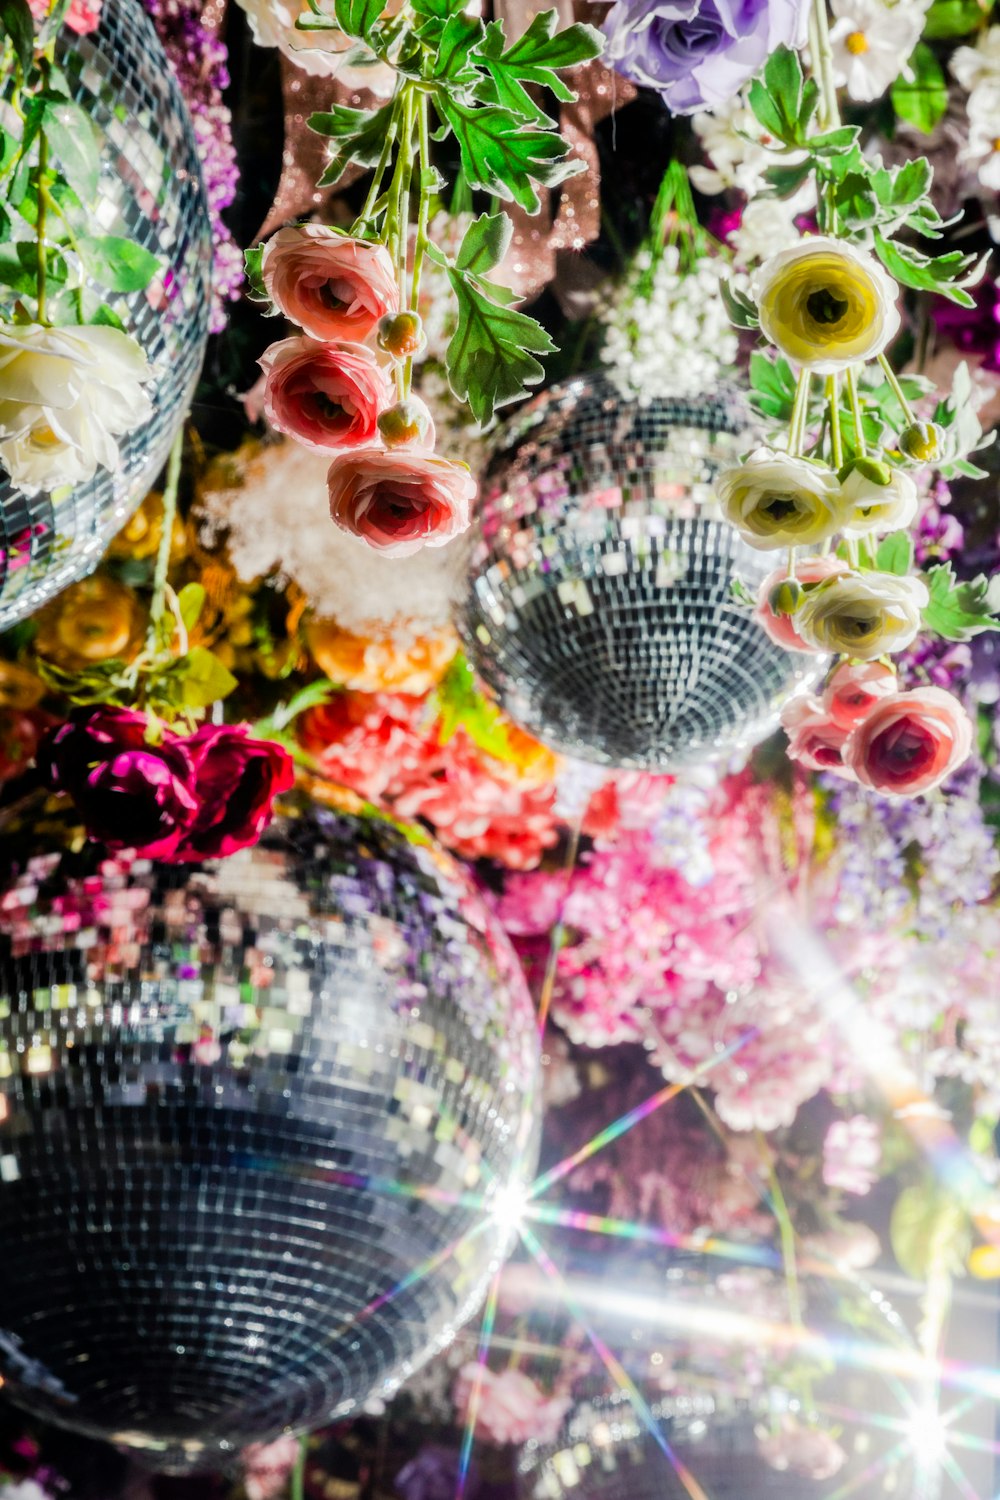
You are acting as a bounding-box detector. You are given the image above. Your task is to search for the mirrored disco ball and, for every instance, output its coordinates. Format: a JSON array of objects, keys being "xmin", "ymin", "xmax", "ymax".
[
  {"xmin": 0, "ymin": 797, "xmax": 540, "ymax": 1471},
  {"xmin": 0, "ymin": 0, "xmax": 212, "ymax": 629},
  {"xmin": 462, "ymin": 375, "xmax": 821, "ymax": 770}
]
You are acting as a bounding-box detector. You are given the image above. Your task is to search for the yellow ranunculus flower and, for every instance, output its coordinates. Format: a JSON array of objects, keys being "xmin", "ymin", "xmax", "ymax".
[
  {"xmin": 753, "ymin": 236, "xmax": 901, "ymax": 373},
  {"xmin": 34, "ymin": 574, "xmax": 146, "ymax": 668},
  {"xmin": 0, "ymin": 659, "xmax": 45, "ymax": 710},
  {"xmin": 717, "ymin": 447, "xmax": 847, "ymax": 551},
  {"xmin": 306, "ymin": 617, "xmax": 458, "ymax": 696},
  {"xmin": 796, "ymin": 571, "xmax": 927, "ymax": 659}
]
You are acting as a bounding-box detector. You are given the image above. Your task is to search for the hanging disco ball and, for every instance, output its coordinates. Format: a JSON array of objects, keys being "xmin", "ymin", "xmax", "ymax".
[
  {"xmin": 0, "ymin": 796, "xmax": 540, "ymax": 1471},
  {"xmin": 461, "ymin": 375, "xmax": 821, "ymax": 771},
  {"xmin": 0, "ymin": 0, "xmax": 212, "ymax": 629}
]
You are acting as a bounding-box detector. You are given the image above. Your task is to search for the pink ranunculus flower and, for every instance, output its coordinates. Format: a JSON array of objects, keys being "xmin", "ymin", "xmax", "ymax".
[
  {"xmin": 452, "ymin": 1365, "xmax": 570, "ymax": 1448},
  {"xmin": 241, "ymin": 1435, "xmax": 301, "ymax": 1500},
  {"xmin": 822, "ymin": 659, "xmax": 898, "ymax": 729},
  {"xmin": 754, "ymin": 554, "xmax": 848, "ymax": 652},
  {"xmin": 259, "ymin": 336, "xmax": 391, "ymax": 451},
  {"xmin": 844, "ymin": 686, "xmax": 974, "ymax": 797},
  {"xmin": 823, "ymin": 1114, "xmax": 881, "ymax": 1195},
  {"xmin": 29, "ymin": 0, "xmax": 102, "ymax": 32},
  {"xmin": 328, "ymin": 446, "xmax": 475, "ymax": 556},
  {"xmin": 780, "ymin": 695, "xmax": 854, "ymax": 777},
  {"xmin": 261, "ymin": 226, "xmax": 398, "ymax": 342}
]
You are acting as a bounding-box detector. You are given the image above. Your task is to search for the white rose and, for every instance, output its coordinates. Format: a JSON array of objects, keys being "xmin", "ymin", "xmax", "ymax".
[
  {"xmin": 717, "ymin": 447, "xmax": 848, "ymax": 550},
  {"xmin": 233, "ymin": 0, "xmax": 395, "ymax": 90},
  {"xmin": 0, "ymin": 323, "xmax": 152, "ymax": 494},
  {"xmin": 840, "ymin": 465, "xmax": 919, "ymax": 537},
  {"xmin": 796, "ymin": 571, "xmax": 928, "ymax": 658}
]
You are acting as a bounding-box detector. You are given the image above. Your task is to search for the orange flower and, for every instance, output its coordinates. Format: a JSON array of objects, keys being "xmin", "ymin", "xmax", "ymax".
[
  {"xmin": 106, "ymin": 489, "xmax": 187, "ymax": 562},
  {"xmin": 0, "ymin": 659, "xmax": 45, "ymax": 710},
  {"xmin": 493, "ymin": 721, "xmax": 561, "ymax": 788},
  {"xmin": 34, "ymin": 574, "xmax": 146, "ymax": 668},
  {"xmin": 306, "ymin": 618, "xmax": 458, "ymax": 696}
]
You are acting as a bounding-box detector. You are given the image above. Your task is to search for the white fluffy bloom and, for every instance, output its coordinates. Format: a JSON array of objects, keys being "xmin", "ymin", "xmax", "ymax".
[
  {"xmin": 952, "ymin": 23, "xmax": 1000, "ymax": 92},
  {"xmin": 690, "ymin": 96, "xmax": 809, "ymax": 198},
  {"xmin": 730, "ymin": 197, "xmax": 803, "ymax": 268},
  {"xmin": 233, "ymin": 0, "xmax": 395, "ymax": 88},
  {"xmin": 599, "ymin": 245, "xmax": 740, "ymax": 404},
  {"xmin": 828, "ymin": 0, "xmax": 924, "ymax": 101},
  {"xmin": 0, "ymin": 322, "xmax": 151, "ymax": 494}
]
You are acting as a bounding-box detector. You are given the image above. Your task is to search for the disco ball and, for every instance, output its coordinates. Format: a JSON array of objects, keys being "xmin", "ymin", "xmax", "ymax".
[
  {"xmin": 0, "ymin": 796, "xmax": 540, "ymax": 1471},
  {"xmin": 0, "ymin": 0, "xmax": 212, "ymax": 629},
  {"xmin": 461, "ymin": 376, "xmax": 821, "ymax": 770}
]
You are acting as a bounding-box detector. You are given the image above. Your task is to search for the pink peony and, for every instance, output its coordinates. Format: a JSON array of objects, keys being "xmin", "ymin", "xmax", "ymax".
[
  {"xmin": 754, "ymin": 555, "xmax": 848, "ymax": 652},
  {"xmin": 844, "ymin": 686, "xmax": 974, "ymax": 797},
  {"xmin": 328, "ymin": 446, "xmax": 475, "ymax": 556},
  {"xmin": 781, "ymin": 695, "xmax": 853, "ymax": 776},
  {"xmin": 822, "ymin": 659, "xmax": 898, "ymax": 729},
  {"xmin": 261, "ymin": 226, "xmax": 397, "ymax": 342},
  {"xmin": 823, "ymin": 1114, "xmax": 881, "ymax": 1194},
  {"xmin": 259, "ymin": 336, "xmax": 390, "ymax": 451},
  {"xmin": 452, "ymin": 1366, "xmax": 569, "ymax": 1447}
]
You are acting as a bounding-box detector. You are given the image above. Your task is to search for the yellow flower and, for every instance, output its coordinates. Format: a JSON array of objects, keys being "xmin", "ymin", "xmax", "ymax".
[
  {"xmin": 753, "ymin": 236, "xmax": 901, "ymax": 373},
  {"xmin": 491, "ymin": 720, "xmax": 561, "ymax": 787},
  {"xmin": 106, "ymin": 489, "xmax": 187, "ymax": 562},
  {"xmin": 717, "ymin": 447, "xmax": 848, "ymax": 550},
  {"xmin": 796, "ymin": 571, "xmax": 927, "ymax": 658},
  {"xmin": 306, "ymin": 618, "xmax": 459, "ymax": 695},
  {"xmin": 0, "ymin": 659, "xmax": 45, "ymax": 710},
  {"xmin": 34, "ymin": 574, "xmax": 146, "ymax": 668}
]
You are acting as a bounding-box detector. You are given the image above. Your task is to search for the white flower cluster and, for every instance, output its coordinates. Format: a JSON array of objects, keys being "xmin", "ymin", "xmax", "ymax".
[
  {"xmin": 953, "ymin": 25, "xmax": 1000, "ymax": 193},
  {"xmin": 598, "ymin": 244, "xmax": 740, "ymax": 404},
  {"xmin": 827, "ymin": 0, "xmax": 927, "ymax": 102},
  {"xmin": 690, "ymin": 95, "xmax": 799, "ymax": 198}
]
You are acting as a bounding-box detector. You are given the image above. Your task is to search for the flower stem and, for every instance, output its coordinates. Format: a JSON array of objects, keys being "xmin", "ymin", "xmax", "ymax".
[
  {"xmin": 845, "ymin": 364, "xmax": 866, "ymax": 456},
  {"xmin": 404, "ymin": 90, "xmax": 430, "ymax": 401},
  {"xmin": 827, "ymin": 373, "xmax": 843, "ymax": 471},
  {"xmin": 352, "ymin": 96, "xmax": 400, "ymax": 236},
  {"xmin": 876, "ymin": 351, "xmax": 917, "ymax": 426},
  {"xmin": 35, "ymin": 126, "xmax": 49, "ymax": 324},
  {"xmin": 147, "ymin": 426, "xmax": 184, "ymax": 649},
  {"xmin": 290, "ymin": 1436, "xmax": 307, "ymax": 1500},
  {"xmin": 788, "ymin": 366, "xmax": 811, "ymax": 456},
  {"xmin": 811, "ymin": 0, "xmax": 841, "ymax": 134}
]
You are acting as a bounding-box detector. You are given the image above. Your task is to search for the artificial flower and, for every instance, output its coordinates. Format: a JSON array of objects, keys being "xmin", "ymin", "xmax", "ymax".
[
  {"xmin": 327, "ymin": 447, "xmax": 475, "ymax": 556},
  {"xmin": 840, "ymin": 463, "xmax": 919, "ymax": 538},
  {"xmin": 822, "ymin": 1114, "xmax": 881, "ymax": 1194},
  {"xmin": 780, "ymin": 695, "xmax": 852, "ymax": 775},
  {"xmin": 795, "ymin": 571, "xmax": 928, "ymax": 659},
  {"xmin": 177, "ymin": 723, "xmax": 294, "ymax": 859},
  {"xmin": 0, "ymin": 707, "xmax": 51, "ymax": 783},
  {"xmin": 38, "ymin": 706, "xmax": 200, "ymax": 859},
  {"xmin": 827, "ymin": 0, "xmax": 923, "ymax": 102},
  {"xmin": 753, "ymin": 237, "xmax": 901, "ymax": 373},
  {"xmin": 960, "ymin": 118, "xmax": 1000, "ymax": 194},
  {"xmin": 259, "ymin": 336, "xmax": 391, "ymax": 451},
  {"xmin": 0, "ymin": 659, "xmax": 45, "ymax": 710},
  {"xmin": 844, "ymin": 686, "xmax": 974, "ymax": 796},
  {"xmin": 758, "ymin": 1416, "xmax": 847, "ymax": 1480},
  {"xmin": 378, "ymin": 396, "xmax": 436, "ymax": 448},
  {"xmin": 452, "ymin": 1366, "xmax": 570, "ymax": 1447},
  {"xmin": 261, "ymin": 227, "xmax": 398, "ymax": 342},
  {"xmin": 951, "ymin": 24, "xmax": 1000, "ymax": 93},
  {"xmin": 305, "ymin": 616, "xmax": 458, "ymax": 694},
  {"xmin": 717, "ymin": 447, "xmax": 846, "ymax": 550},
  {"xmin": 754, "ymin": 555, "xmax": 849, "ymax": 650},
  {"xmin": 691, "ymin": 95, "xmax": 804, "ymax": 197},
  {"xmin": 822, "ymin": 659, "xmax": 898, "ymax": 729},
  {"xmin": 28, "ymin": 0, "xmax": 102, "ymax": 34},
  {"xmin": 233, "ymin": 0, "xmax": 396, "ymax": 86},
  {"xmin": 730, "ymin": 196, "xmax": 803, "ymax": 267},
  {"xmin": 601, "ymin": 0, "xmax": 810, "ymax": 115},
  {"xmin": 33, "ymin": 574, "xmax": 145, "ymax": 668},
  {"xmin": 241, "ymin": 1436, "xmax": 301, "ymax": 1500},
  {"xmin": 106, "ymin": 488, "xmax": 187, "ymax": 562},
  {"xmin": 0, "ymin": 323, "xmax": 152, "ymax": 493}
]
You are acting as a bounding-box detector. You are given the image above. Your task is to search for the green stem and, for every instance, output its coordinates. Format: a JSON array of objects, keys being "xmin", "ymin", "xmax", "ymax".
[
  {"xmin": 35, "ymin": 127, "xmax": 48, "ymax": 323},
  {"xmin": 351, "ymin": 98, "xmax": 400, "ymax": 235},
  {"xmin": 827, "ymin": 373, "xmax": 844, "ymax": 471},
  {"xmin": 147, "ymin": 426, "xmax": 184, "ymax": 649},
  {"xmin": 788, "ymin": 366, "xmax": 811, "ymax": 456},
  {"xmin": 811, "ymin": 0, "xmax": 841, "ymax": 133},
  {"xmin": 786, "ymin": 546, "xmax": 797, "ymax": 580},
  {"xmin": 382, "ymin": 84, "xmax": 414, "ymax": 400},
  {"xmin": 845, "ymin": 364, "xmax": 866, "ymax": 456},
  {"xmin": 405, "ymin": 91, "xmax": 431, "ymax": 401},
  {"xmin": 290, "ymin": 1435, "xmax": 307, "ymax": 1500},
  {"xmin": 876, "ymin": 350, "xmax": 917, "ymax": 426}
]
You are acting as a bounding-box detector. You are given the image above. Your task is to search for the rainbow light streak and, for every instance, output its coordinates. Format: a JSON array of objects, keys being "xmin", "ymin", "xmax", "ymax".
[
  {"xmin": 232, "ymin": 1155, "xmax": 492, "ymax": 1213},
  {"xmin": 341, "ymin": 1216, "xmax": 494, "ymax": 1334},
  {"xmin": 522, "ymin": 1202, "xmax": 777, "ymax": 1264},
  {"xmin": 528, "ymin": 1029, "xmax": 758, "ymax": 1202},
  {"xmin": 823, "ymin": 1439, "xmax": 909, "ymax": 1500},
  {"xmin": 518, "ymin": 1221, "xmax": 714, "ymax": 1500},
  {"xmin": 456, "ymin": 1263, "xmax": 504, "ymax": 1500}
]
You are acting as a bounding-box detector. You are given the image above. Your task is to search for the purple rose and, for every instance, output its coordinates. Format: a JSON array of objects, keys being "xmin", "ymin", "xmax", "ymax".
[{"xmin": 601, "ymin": 0, "xmax": 810, "ymax": 114}]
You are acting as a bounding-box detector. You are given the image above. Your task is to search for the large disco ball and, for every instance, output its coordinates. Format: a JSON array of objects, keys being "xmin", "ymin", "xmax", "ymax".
[
  {"xmin": 0, "ymin": 0, "xmax": 212, "ymax": 629},
  {"xmin": 0, "ymin": 796, "xmax": 540, "ymax": 1471},
  {"xmin": 462, "ymin": 376, "xmax": 821, "ymax": 770}
]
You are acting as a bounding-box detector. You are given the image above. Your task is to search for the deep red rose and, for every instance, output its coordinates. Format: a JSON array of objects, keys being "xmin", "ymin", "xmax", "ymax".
[{"xmin": 177, "ymin": 723, "xmax": 295, "ymax": 859}]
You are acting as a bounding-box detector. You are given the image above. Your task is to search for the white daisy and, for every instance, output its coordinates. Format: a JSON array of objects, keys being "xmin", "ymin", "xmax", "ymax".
[
  {"xmin": 960, "ymin": 118, "xmax": 1000, "ymax": 193},
  {"xmin": 828, "ymin": 0, "xmax": 924, "ymax": 101},
  {"xmin": 951, "ymin": 23, "xmax": 1000, "ymax": 92}
]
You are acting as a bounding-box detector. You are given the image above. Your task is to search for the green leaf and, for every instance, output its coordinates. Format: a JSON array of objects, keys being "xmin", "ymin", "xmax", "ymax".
[
  {"xmin": 77, "ymin": 234, "xmax": 159, "ymax": 292},
  {"xmin": 746, "ymin": 76, "xmax": 788, "ymax": 142},
  {"xmin": 0, "ymin": 0, "xmax": 34, "ymax": 75},
  {"xmin": 446, "ymin": 266, "xmax": 555, "ymax": 425},
  {"xmin": 176, "ymin": 646, "xmax": 238, "ymax": 710},
  {"xmin": 0, "ymin": 246, "xmax": 37, "ymax": 296},
  {"xmin": 890, "ymin": 1180, "xmax": 971, "ymax": 1282},
  {"xmin": 874, "ymin": 231, "xmax": 981, "ymax": 306},
  {"xmin": 874, "ymin": 531, "xmax": 915, "ymax": 576},
  {"xmin": 433, "ymin": 11, "xmax": 483, "ymax": 87},
  {"xmin": 720, "ymin": 277, "xmax": 759, "ymax": 330},
  {"xmin": 764, "ymin": 159, "xmax": 813, "ymax": 197},
  {"xmin": 309, "ymin": 100, "xmax": 395, "ymax": 187},
  {"xmin": 455, "ymin": 211, "xmax": 512, "ymax": 275},
  {"xmin": 333, "ymin": 0, "xmax": 385, "ymax": 39},
  {"xmin": 433, "ymin": 651, "xmax": 521, "ymax": 762},
  {"xmin": 922, "ymin": 562, "xmax": 1000, "ymax": 641},
  {"xmin": 41, "ymin": 100, "xmax": 99, "ymax": 201},
  {"xmin": 176, "ymin": 582, "xmax": 206, "ymax": 633},
  {"xmin": 891, "ymin": 42, "xmax": 948, "ymax": 133},
  {"xmin": 473, "ymin": 10, "xmax": 603, "ymax": 120},
  {"xmin": 436, "ymin": 98, "xmax": 580, "ymax": 213},
  {"xmin": 748, "ymin": 351, "xmax": 796, "ymax": 421},
  {"xmin": 243, "ymin": 244, "xmax": 267, "ymax": 300},
  {"xmin": 922, "ymin": 0, "xmax": 982, "ymax": 37},
  {"xmin": 90, "ymin": 301, "xmax": 126, "ymax": 331},
  {"xmin": 808, "ymin": 124, "xmax": 861, "ymax": 155}
]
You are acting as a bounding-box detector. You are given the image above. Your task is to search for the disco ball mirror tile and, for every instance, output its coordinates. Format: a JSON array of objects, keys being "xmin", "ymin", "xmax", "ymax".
[
  {"xmin": 0, "ymin": 797, "xmax": 540, "ymax": 1471},
  {"xmin": 0, "ymin": 0, "xmax": 212, "ymax": 630},
  {"xmin": 462, "ymin": 375, "xmax": 822, "ymax": 770}
]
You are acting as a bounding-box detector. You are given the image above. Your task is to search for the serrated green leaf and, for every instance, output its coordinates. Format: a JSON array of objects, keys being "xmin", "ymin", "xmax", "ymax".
[
  {"xmin": 333, "ymin": 0, "xmax": 384, "ymax": 39},
  {"xmin": 764, "ymin": 159, "xmax": 814, "ymax": 197},
  {"xmin": 176, "ymin": 646, "xmax": 238, "ymax": 710},
  {"xmin": 445, "ymin": 266, "xmax": 554, "ymax": 425},
  {"xmin": 0, "ymin": 246, "xmax": 36, "ymax": 295},
  {"xmin": 310, "ymin": 100, "xmax": 396, "ymax": 187},
  {"xmin": 923, "ymin": 0, "xmax": 982, "ymax": 38},
  {"xmin": 473, "ymin": 10, "xmax": 602, "ymax": 120},
  {"xmin": 748, "ymin": 351, "xmax": 796, "ymax": 420},
  {"xmin": 891, "ymin": 42, "xmax": 948, "ymax": 132},
  {"xmin": 455, "ymin": 211, "xmax": 512, "ymax": 275},
  {"xmin": 0, "ymin": 0, "xmax": 34, "ymax": 75},
  {"xmin": 874, "ymin": 231, "xmax": 980, "ymax": 306},
  {"xmin": 77, "ymin": 234, "xmax": 159, "ymax": 292},
  {"xmin": 762, "ymin": 44, "xmax": 804, "ymax": 129},
  {"xmin": 244, "ymin": 244, "xmax": 267, "ymax": 299},
  {"xmin": 747, "ymin": 76, "xmax": 788, "ymax": 142},
  {"xmin": 437, "ymin": 97, "xmax": 580, "ymax": 213},
  {"xmin": 809, "ymin": 124, "xmax": 860, "ymax": 155},
  {"xmin": 923, "ymin": 562, "xmax": 1000, "ymax": 641},
  {"xmin": 874, "ymin": 531, "xmax": 915, "ymax": 576},
  {"xmin": 42, "ymin": 100, "xmax": 99, "ymax": 202},
  {"xmin": 720, "ymin": 277, "xmax": 759, "ymax": 330},
  {"xmin": 433, "ymin": 11, "xmax": 483, "ymax": 86},
  {"xmin": 433, "ymin": 652, "xmax": 520, "ymax": 762}
]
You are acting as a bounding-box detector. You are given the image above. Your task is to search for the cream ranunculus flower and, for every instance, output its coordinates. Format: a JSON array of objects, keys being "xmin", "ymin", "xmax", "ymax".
[
  {"xmin": 717, "ymin": 447, "xmax": 847, "ymax": 550},
  {"xmin": 0, "ymin": 323, "xmax": 152, "ymax": 494},
  {"xmin": 840, "ymin": 464, "xmax": 919, "ymax": 538},
  {"xmin": 233, "ymin": 0, "xmax": 396, "ymax": 91},
  {"xmin": 796, "ymin": 570, "xmax": 928, "ymax": 658},
  {"xmin": 753, "ymin": 237, "xmax": 901, "ymax": 373}
]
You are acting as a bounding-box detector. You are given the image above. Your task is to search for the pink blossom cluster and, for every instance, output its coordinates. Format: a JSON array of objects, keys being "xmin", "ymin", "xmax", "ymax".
[
  {"xmin": 451, "ymin": 1365, "xmax": 570, "ymax": 1447},
  {"xmin": 258, "ymin": 227, "xmax": 473, "ymax": 556}
]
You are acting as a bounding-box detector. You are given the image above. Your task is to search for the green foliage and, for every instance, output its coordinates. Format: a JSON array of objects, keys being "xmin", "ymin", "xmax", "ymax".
[
  {"xmin": 41, "ymin": 99, "xmax": 99, "ymax": 201},
  {"xmin": 720, "ymin": 278, "xmax": 759, "ymax": 330},
  {"xmin": 0, "ymin": 0, "xmax": 35, "ymax": 76},
  {"xmin": 433, "ymin": 651, "xmax": 521, "ymax": 762},
  {"xmin": 77, "ymin": 234, "xmax": 159, "ymax": 292},
  {"xmin": 309, "ymin": 100, "xmax": 395, "ymax": 187},
  {"xmin": 891, "ymin": 42, "xmax": 949, "ymax": 131},
  {"xmin": 446, "ymin": 262, "xmax": 554, "ymax": 424},
  {"xmin": 890, "ymin": 1180, "xmax": 971, "ymax": 1282},
  {"xmin": 874, "ymin": 232, "xmax": 981, "ymax": 308},
  {"xmin": 922, "ymin": 0, "xmax": 983, "ymax": 36},
  {"xmin": 473, "ymin": 10, "xmax": 602, "ymax": 120},
  {"xmin": 436, "ymin": 99, "xmax": 581, "ymax": 213},
  {"xmin": 874, "ymin": 531, "xmax": 915, "ymax": 576},
  {"xmin": 923, "ymin": 563, "xmax": 1000, "ymax": 642},
  {"xmin": 748, "ymin": 352, "xmax": 797, "ymax": 421}
]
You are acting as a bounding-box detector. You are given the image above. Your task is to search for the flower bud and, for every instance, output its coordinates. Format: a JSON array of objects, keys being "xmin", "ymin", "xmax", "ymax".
[
  {"xmin": 767, "ymin": 577, "xmax": 804, "ymax": 616},
  {"xmin": 838, "ymin": 455, "xmax": 892, "ymax": 486},
  {"xmin": 377, "ymin": 397, "xmax": 435, "ymax": 449},
  {"xmin": 377, "ymin": 311, "xmax": 425, "ymax": 359},
  {"xmin": 899, "ymin": 421, "xmax": 943, "ymax": 463}
]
